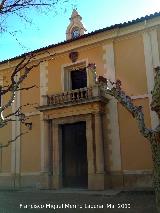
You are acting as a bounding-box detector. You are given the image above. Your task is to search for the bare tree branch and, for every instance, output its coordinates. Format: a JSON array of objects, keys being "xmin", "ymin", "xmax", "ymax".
[
  {"xmin": 87, "ymin": 63, "xmax": 160, "ymax": 211},
  {"xmin": 0, "ymin": 0, "xmax": 6, "ymax": 10},
  {"xmin": 87, "ymin": 64, "xmax": 154, "ymax": 140},
  {"xmin": 17, "ymin": 84, "xmax": 38, "ymax": 91},
  {"xmin": 0, "ymin": 131, "xmax": 28, "ymax": 148},
  {"xmin": 99, "ymin": 77, "xmax": 153, "ymax": 139},
  {"xmin": 0, "ymin": 0, "xmax": 60, "ymax": 14},
  {"xmin": 0, "ymin": 51, "xmax": 55, "ymax": 130}
]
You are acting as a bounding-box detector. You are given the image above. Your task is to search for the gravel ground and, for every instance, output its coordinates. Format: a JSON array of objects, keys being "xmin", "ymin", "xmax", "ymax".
[{"xmin": 0, "ymin": 189, "xmax": 157, "ymax": 213}]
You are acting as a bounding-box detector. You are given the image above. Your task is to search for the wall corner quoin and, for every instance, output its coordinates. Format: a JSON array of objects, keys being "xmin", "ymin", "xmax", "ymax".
[
  {"xmin": 142, "ymin": 29, "xmax": 160, "ymax": 128},
  {"xmin": 40, "ymin": 61, "xmax": 48, "ymax": 106}
]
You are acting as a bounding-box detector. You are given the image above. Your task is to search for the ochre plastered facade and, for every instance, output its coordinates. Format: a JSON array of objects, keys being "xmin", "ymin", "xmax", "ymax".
[{"xmin": 0, "ymin": 12, "xmax": 159, "ymax": 190}]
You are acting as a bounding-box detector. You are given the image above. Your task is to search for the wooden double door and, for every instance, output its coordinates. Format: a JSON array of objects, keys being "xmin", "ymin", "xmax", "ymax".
[{"xmin": 62, "ymin": 121, "xmax": 88, "ymax": 188}]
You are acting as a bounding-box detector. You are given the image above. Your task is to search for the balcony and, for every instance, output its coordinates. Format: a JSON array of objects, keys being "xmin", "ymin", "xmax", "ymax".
[{"xmin": 39, "ymin": 85, "xmax": 108, "ymax": 111}]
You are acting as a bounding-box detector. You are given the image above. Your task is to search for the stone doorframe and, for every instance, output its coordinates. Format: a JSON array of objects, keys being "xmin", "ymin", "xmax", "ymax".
[{"xmin": 51, "ymin": 113, "xmax": 105, "ymax": 190}]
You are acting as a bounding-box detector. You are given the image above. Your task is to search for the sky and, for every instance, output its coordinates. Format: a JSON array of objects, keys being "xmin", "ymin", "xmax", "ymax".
[{"xmin": 0, "ymin": 0, "xmax": 160, "ymax": 61}]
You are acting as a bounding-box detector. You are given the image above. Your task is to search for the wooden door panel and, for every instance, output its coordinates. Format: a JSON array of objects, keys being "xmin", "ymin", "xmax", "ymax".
[{"xmin": 62, "ymin": 122, "xmax": 87, "ymax": 188}]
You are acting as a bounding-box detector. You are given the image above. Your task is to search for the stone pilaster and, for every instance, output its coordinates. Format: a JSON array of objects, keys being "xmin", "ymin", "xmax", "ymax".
[
  {"xmin": 94, "ymin": 112, "xmax": 104, "ymax": 173},
  {"xmin": 86, "ymin": 115, "xmax": 95, "ymax": 175},
  {"xmin": 103, "ymin": 42, "xmax": 122, "ymax": 173},
  {"xmin": 52, "ymin": 121, "xmax": 62, "ymax": 189},
  {"xmin": 11, "ymin": 72, "xmax": 21, "ymax": 188},
  {"xmin": 88, "ymin": 113, "xmax": 105, "ymax": 190},
  {"xmin": 39, "ymin": 61, "xmax": 49, "ymax": 188},
  {"xmin": 40, "ymin": 119, "xmax": 50, "ymax": 189}
]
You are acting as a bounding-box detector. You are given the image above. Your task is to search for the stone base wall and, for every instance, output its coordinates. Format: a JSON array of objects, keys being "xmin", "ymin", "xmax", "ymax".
[
  {"xmin": 106, "ymin": 172, "xmax": 153, "ymax": 189},
  {"xmin": 0, "ymin": 173, "xmax": 42, "ymax": 189},
  {"xmin": 0, "ymin": 175, "xmax": 13, "ymax": 189},
  {"xmin": 123, "ymin": 174, "xmax": 153, "ymax": 188},
  {"xmin": 0, "ymin": 172, "xmax": 153, "ymax": 190}
]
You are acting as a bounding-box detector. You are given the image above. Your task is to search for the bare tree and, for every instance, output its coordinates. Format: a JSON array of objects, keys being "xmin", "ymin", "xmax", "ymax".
[
  {"xmin": 0, "ymin": 0, "xmax": 70, "ymax": 139},
  {"xmin": 0, "ymin": 0, "xmax": 71, "ymax": 33},
  {"xmin": 88, "ymin": 64, "xmax": 160, "ymax": 212},
  {"xmin": 0, "ymin": 53, "xmax": 42, "ymax": 134},
  {"xmin": 0, "ymin": 50, "xmax": 56, "ymax": 123},
  {"xmin": 0, "ymin": 0, "xmax": 65, "ymax": 15}
]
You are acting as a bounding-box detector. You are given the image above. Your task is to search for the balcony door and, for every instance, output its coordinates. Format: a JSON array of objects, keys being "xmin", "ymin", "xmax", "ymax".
[
  {"xmin": 71, "ymin": 68, "xmax": 87, "ymax": 90},
  {"xmin": 62, "ymin": 121, "xmax": 88, "ymax": 188}
]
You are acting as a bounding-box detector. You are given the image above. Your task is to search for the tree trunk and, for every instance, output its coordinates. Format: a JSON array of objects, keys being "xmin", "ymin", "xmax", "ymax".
[
  {"xmin": 94, "ymin": 65, "xmax": 160, "ymax": 212},
  {"xmin": 156, "ymin": 191, "xmax": 160, "ymax": 213},
  {"xmin": 150, "ymin": 134, "xmax": 160, "ymax": 213}
]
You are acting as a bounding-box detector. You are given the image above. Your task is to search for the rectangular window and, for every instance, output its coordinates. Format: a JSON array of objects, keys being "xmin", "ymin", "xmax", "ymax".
[
  {"xmin": 63, "ymin": 62, "xmax": 87, "ymax": 91},
  {"xmin": 71, "ymin": 68, "xmax": 87, "ymax": 90}
]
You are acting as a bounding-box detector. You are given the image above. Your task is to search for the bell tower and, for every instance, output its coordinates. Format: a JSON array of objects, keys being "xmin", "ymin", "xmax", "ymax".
[{"xmin": 66, "ymin": 9, "xmax": 86, "ymax": 40}]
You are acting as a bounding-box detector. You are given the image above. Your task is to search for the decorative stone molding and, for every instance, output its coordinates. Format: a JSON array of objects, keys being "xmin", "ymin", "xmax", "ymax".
[
  {"xmin": 50, "ymin": 113, "xmax": 105, "ymax": 190},
  {"xmin": 69, "ymin": 51, "xmax": 79, "ymax": 62},
  {"xmin": 61, "ymin": 59, "xmax": 88, "ymax": 92},
  {"xmin": 41, "ymin": 100, "xmax": 106, "ymax": 120}
]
